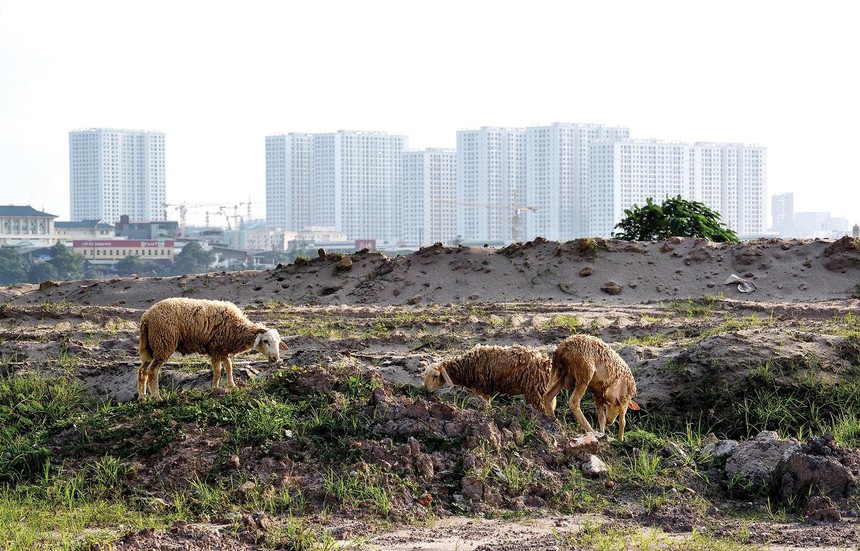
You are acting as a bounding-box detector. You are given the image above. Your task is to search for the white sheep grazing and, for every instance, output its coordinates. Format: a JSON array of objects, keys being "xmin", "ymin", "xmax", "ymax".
[
  {"xmin": 423, "ymin": 344, "xmax": 555, "ymax": 415},
  {"xmin": 542, "ymin": 334, "xmax": 640, "ymax": 441},
  {"xmin": 137, "ymin": 297, "xmax": 287, "ymax": 401}
]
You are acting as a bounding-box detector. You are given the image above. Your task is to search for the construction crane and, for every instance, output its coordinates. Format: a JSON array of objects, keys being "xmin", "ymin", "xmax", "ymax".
[
  {"xmin": 239, "ymin": 197, "xmax": 253, "ymax": 222},
  {"xmin": 218, "ymin": 205, "xmax": 244, "ymax": 231},
  {"xmin": 436, "ymin": 199, "xmax": 540, "ymax": 242},
  {"xmin": 204, "ymin": 210, "xmax": 224, "ymax": 227},
  {"xmin": 163, "ymin": 202, "xmax": 224, "ymax": 237}
]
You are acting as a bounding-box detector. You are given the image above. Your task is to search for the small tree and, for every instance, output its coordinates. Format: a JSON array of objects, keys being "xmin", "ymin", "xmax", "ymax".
[
  {"xmin": 47, "ymin": 242, "xmax": 85, "ymax": 280},
  {"xmin": 613, "ymin": 195, "xmax": 740, "ymax": 243},
  {"xmin": 28, "ymin": 261, "xmax": 58, "ymax": 283},
  {"xmin": 173, "ymin": 242, "xmax": 216, "ymax": 275},
  {"xmin": 113, "ymin": 255, "xmax": 161, "ymax": 276},
  {"xmin": 0, "ymin": 248, "xmax": 27, "ymax": 284}
]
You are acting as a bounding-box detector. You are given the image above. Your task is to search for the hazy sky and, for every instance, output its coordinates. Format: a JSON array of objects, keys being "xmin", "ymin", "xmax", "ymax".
[{"xmin": 1, "ymin": 0, "xmax": 857, "ymax": 227}]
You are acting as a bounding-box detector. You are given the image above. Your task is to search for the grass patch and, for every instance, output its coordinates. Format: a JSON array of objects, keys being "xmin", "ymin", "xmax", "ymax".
[
  {"xmin": 555, "ymin": 518, "xmax": 762, "ymax": 550},
  {"xmin": 668, "ymin": 295, "xmax": 722, "ymax": 318},
  {"xmin": 0, "ymin": 373, "xmax": 88, "ymax": 483},
  {"xmin": 622, "ymin": 332, "xmax": 676, "ymax": 347},
  {"xmin": 544, "ymin": 313, "xmax": 582, "ymax": 333},
  {"xmin": 323, "ymin": 464, "xmax": 413, "ymax": 518},
  {"xmin": 0, "ymin": 464, "xmax": 165, "ymax": 550},
  {"xmin": 699, "ymin": 313, "xmax": 777, "ymax": 338},
  {"xmin": 553, "ymin": 468, "xmax": 609, "ymax": 514},
  {"xmin": 642, "ymin": 363, "xmax": 860, "ymax": 442}
]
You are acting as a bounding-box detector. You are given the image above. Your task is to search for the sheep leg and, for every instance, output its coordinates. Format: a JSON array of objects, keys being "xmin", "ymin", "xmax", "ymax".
[
  {"xmin": 224, "ymin": 356, "xmax": 236, "ymax": 388},
  {"xmin": 596, "ymin": 402, "xmax": 607, "ymax": 434},
  {"xmin": 211, "ymin": 356, "xmax": 222, "ymax": 388},
  {"xmin": 617, "ymin": 403, "xmax": 630, "ymax": 441},
  {"xmin": 147, "ymin": 360, "xmax": 165, "ymax": 401},
  {"xmin": 542, "ymin": 374, "xmax": 565, "ymax": 417},
  {"xmin": 547, "ymin": 394, "xmax": 557, "ymax": 416},
  {"xmin": 568, "ymin": 381, "xmax": 594, "ymax": 435},
  {"xmin": 137, "ymin": 360, "xmax": 152, "ymax": 401}
]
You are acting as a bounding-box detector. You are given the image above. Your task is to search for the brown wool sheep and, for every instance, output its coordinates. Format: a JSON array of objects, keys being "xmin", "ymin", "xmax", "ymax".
[
  {"xmin": 543, "ymin": 335, "xmax": 640, "ymax": 441},
  {"xmin": 137, "ymin": 297, "xmax": 287, "ymax": 401},
  {"xmin": 423, "ymin": 344, "xmax": 555, "ymax": 414}
]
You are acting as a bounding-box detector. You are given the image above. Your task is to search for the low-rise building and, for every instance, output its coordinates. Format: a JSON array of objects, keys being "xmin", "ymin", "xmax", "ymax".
[
  {"xmin": 54, "ymin": 219, "xmax": 116, "ymax": 241},
  {"xmin": 115, "ymin": 215, "xmax": 178, "ymax": 239},
  {"xmin": 73, "ymin": 239, "xmax": 175, "ymax": 265},
  {"xmin": 0, "ymin": 205, "xmax": 58, "ymax": 247}
]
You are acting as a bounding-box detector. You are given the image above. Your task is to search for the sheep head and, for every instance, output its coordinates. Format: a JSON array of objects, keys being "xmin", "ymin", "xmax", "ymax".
[
  {"xmin": 423, "ymin": 365, "xmax": 454, "ymax": 392},
  {"xmin": 598, "ymin": 377, "xmax": 639, "ymax": 425},
  {"xmin": 254, "ymin": 329, "xmax": 287, "ymax": 363}
]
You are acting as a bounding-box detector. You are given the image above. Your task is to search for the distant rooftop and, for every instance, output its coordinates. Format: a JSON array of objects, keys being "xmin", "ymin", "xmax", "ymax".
[
  {"xmin": 55, "ymin": 219, "xmax": 114, "ymax": 229},
  {"xmin": 0, "ymin": 205, "xmax": 58, "ymax": 218},
  {"xmin": 70, "ymin": 128, "xmax": 164, "ymax": 134}
]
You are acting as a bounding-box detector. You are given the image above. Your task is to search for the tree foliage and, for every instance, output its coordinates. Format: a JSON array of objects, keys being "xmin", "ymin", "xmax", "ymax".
[
  {"xmin": 0, "ymin": 248, "xmax": 27, "ymax": 285},
  {"xmin": 47, "ymin": 243, "xmax": 85, "ymax": 280},
  {"xmin": 114, "ymin": 255, "xmax": 160, "ymax": 276},
  {"xmin": 173, "ymin": 242, "xmax": 216, "ymax": 274},
  {"xmin": 28, "ymin": 262, "xmax": 58, "ymax": 283},
  {"xmin": 612, "ymin": 196, "xmax": 740, "ymax": 243}
]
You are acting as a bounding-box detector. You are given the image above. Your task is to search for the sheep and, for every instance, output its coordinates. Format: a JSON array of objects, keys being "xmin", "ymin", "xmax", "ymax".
[
  {"xmin": 423, "ymin": 344, "xmax": 555, "ymax": 414},
  {"xmin": 542, "ymin": 334, "xmax": 640, "ymax": 441},
  {"xmin": 137, "ymin": 297, "xmax": 287, "ymax": 401}
]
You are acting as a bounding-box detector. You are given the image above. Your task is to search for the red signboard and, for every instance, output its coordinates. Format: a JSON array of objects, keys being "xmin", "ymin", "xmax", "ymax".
[{"xmin": 73, "ymin": 240, "xmax": 174, "ymax": 248}]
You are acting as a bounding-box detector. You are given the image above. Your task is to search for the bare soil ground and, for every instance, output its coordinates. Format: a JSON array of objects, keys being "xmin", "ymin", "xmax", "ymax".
[{"xmin": 2, "ymin": 236, "xmax": 860, "ymax": 549}]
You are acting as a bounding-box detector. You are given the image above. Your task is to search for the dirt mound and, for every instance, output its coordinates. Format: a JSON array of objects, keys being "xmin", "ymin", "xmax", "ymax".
[{"xmin": 2, "ymin": 238, "xmax": 859, "ymax": 312}]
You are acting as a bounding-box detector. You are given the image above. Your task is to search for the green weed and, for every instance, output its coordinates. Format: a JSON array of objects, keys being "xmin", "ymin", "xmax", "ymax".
[
  {"xmin": 545, "ymin": 313, "xmax": 581, "ymax": 333},
  {"xmin": 668, "ymin": 295, "xmax": 721, "ymax": 318},
  {"xmin": 260, "ymin": 514, "xmax": 349, "ymax": 550},
  {"xmin": 322, "ymin": 466, "xmax": 407, "ymax": 518},
  {"xmin": 623, "ymin": 449, "xmax": 663, "ymax": 485},
  {"xmin": 554, "ymin": 468, "xmax": 608, "ymax": 514},
  {"xmin": 623, "ymin": 332, "xmax": 674, "ymax": 347}
]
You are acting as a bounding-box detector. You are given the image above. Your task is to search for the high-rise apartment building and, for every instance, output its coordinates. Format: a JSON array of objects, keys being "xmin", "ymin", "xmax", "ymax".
[
  {"xmin": 265, "ymin": 133, "xmax": 314, "ymax": 231},
  {"xmin": 690, "ymin": 143, "xmax": 767, "ymax": 238},
  {"xmin": 265, "ymin": 131, "xmax": 407, "ymax": 245},
  {"xmin": 400, "ymin": 149, "xmax": 457, "ymax": 247},
  {"xmin": 589, "ymin": 140, "xmax": 766, "ymax": 238},
  {"xmin": 69, "ymin": 128, "xmax": 166, "ymax": 223},
  {"xmin": 525, "ymin": 123, "xmax": 629, "ymax": 240},
  {"xmin": 456, "ymin": 127, "xmax": 527, "ymax": 242},
  {"xmin": 771, "ymin": 192, "xmax": 794, "ymax": 234},
  {"xmin": 589, "ymin": 140, "xmax": 691, "ymax": 238},
  {"xmin": 736, "ymin": 145, "xmax": 767, "ymax": 237}
]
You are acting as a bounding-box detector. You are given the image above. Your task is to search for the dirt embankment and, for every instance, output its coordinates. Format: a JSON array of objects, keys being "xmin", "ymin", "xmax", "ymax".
[{"xmin": 2, "ymin": 237, "xmax": 859, "ymax": 311}]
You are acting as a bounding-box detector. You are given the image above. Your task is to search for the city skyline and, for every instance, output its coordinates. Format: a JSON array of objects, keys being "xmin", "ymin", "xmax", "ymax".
[
  {"xmin": 1, "ymin": 1, "xmax": 857, "ymax": 227},
  {"xmin": 263, "ymin": 124, "xmax": 765, "ymax": 244}
]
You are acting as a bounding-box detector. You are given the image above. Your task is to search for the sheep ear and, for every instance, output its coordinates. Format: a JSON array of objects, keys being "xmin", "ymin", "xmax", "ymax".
[
  {"xmin": 279, "ymin": 340, "xmax": 288, "ymax": 351},
  {"xmin": 254, "ymin": 333, "xmax": 263, "ymax": 348},
  {"xmin": 440, "ymin": 368, "xmax": 454, "ymax": 387},
  {"xmin": 628, "ymin": 400, "xmax": 640, "ymax": 411}
]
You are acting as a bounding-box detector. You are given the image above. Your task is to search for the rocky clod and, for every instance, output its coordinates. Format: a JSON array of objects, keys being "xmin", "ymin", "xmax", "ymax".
[{"xmin": 724, "ymin": 431, "xmax": 801, "ymax": 495}]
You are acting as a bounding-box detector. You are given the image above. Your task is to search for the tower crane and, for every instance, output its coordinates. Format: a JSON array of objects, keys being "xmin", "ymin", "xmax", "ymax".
[
  {"xmin": 435, "ymin": 199, "xmax": 540, "ymax": 242},
  {"xmin": 239, "ymin": 197, "xmax": 253, "ymax": 222},
  {"xmin": 163, "ymin": 202, "xmax": 224, "ymax": 237},
  {"xmin": 219, "ymin": 205, "xmax": 244, "ymax": 231}
]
